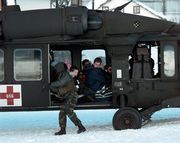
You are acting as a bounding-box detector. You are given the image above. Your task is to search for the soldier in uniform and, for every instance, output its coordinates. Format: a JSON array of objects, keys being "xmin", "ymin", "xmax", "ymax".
[{"xmin": 50, "ymin": 62, "xmax": 86, "ymax": 135}]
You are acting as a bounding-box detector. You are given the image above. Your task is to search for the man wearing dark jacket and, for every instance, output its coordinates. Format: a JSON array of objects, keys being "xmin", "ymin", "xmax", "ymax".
[
  {"xmin": 50, "ymin": 62, "xmax": 86, "ymax": 135},
  {"xmin": 86, "ymin": 57, "xmax": 106, "ymax": 92}
]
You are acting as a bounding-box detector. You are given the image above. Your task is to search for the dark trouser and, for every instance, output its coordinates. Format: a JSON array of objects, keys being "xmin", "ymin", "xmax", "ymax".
[{"xmin": 59, "ymin": 92, "xmax": 82, "ymax": 129}]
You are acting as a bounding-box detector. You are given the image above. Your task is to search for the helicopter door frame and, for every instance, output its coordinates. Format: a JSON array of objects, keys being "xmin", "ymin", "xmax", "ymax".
[{"xmin": 161, "ymin": 41, "xmax": 178, "ymax": 80}]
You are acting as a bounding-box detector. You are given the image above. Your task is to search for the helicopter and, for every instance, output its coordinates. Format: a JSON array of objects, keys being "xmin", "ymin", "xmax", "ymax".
[{"xmin": 0, "ymin": 0, "xmax": 180, "ymax": 130}]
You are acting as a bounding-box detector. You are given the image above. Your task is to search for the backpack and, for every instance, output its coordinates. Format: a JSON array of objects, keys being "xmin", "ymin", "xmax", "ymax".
[{"xmin": 57, "ymin": 80, "xmax": 77, "ymax": 98}]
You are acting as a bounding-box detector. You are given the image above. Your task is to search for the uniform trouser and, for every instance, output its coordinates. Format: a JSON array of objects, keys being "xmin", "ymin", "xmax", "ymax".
[{"xmin": 59, "ymin": 92, "xmax": 82, "ymax": 129}]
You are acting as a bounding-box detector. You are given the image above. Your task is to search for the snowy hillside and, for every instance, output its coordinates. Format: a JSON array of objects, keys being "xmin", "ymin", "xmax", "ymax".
[{"xmin": 1, "ymin": 108, "xmax": 180, "ymax": 143}]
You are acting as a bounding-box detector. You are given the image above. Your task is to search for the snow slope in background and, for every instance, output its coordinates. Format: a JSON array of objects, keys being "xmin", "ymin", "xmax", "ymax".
[{"xmin": 1, "ymin": 108, "xmax": 180, "ymax": 143}]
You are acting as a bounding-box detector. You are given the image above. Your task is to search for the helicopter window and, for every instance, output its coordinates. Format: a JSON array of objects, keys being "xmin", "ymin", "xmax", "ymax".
[
  {"xmin": 14, "ymin": 49, "xmax": 42, "ymax": 81},
  {"xmin": 81, "ymin": 49, "xmax": 106, "ymax": 69},
  {"xmin": 0, "ymin": 50, "xmax": 4, "ymax": 81},
  {"xmin": 151, "ymin": 45, "xmax": 159, "ymax": 76},
  {"xmin": 163, "ymin": 45, "xmax": 175, "ymax": 77},
  {"xmin": 52, "ymin": 50, "xmax": 72, "ymax": 69},
  {"xmin": 130, "ymin": 43, "xmax": 161, "ymax": 79},
  {"xmin": 131, "ymin": 45, "xmax": 153, "ymax": 79}
]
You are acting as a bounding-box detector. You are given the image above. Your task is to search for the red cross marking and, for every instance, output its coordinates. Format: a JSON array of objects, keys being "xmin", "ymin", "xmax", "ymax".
[{"xmin": 0, "ymin": 86, "xmax": 20, "ymax": 105}]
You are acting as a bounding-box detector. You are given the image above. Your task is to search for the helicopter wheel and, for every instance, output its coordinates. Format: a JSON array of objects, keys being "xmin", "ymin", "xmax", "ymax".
[{"xmin": 113, "ymin": 107, "xmax": 142, "ymax": 130}]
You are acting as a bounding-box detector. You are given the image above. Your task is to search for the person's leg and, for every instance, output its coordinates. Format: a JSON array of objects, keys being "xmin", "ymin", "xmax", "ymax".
[
  {"xmin": 66, "ymin": 93, "xmax": 86, "ymax": 133},
  {"xmin": 55, "ymin": 107, "xmax": 67, "ymax": 135},
  {"xmin": 67, "ymin": 111, "xmax": 86, "ymax": 134}
]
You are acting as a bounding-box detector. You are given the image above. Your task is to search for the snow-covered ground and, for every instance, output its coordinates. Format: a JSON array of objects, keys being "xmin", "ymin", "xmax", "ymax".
[{"xmin": 1, "ymin": 108, "xmax": 180, "ymax": 143}]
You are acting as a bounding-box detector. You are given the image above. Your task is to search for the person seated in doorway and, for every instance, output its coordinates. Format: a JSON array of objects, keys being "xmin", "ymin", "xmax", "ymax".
[
  {"xmin": 104, "ymin": 64, "xmax": 112, "ymax": 88},
  {"xmin": 69, "ymin": 65, "xmax": 95, "ymax": 101},
  {"xmin": 82, "ymin": 59, "xmax": 91, "ymax": 71},
  {"xmin": 80, "ymin": 59, "xmax": 91, "ymax": 82},
  {"xmin": 85, "ymin": 57, "xmax": 106, "ymax": 92}
]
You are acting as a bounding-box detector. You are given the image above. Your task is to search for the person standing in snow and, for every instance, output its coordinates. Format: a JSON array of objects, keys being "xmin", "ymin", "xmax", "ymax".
[{"xmin": 50, "ymin": 62, "xmax": 86, "ymax": 135}]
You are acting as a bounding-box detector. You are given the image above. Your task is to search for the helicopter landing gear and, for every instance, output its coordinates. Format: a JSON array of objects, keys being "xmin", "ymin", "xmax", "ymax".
[{"xmin": 113, "ymin": 107, "xmax": 142, "ymax": 130}]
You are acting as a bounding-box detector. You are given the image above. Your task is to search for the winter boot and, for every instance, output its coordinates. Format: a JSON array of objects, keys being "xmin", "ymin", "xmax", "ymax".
[
  {"xmin": 54, "ymin": 128, "xmax": 66, "ymax": 135},
  {"xmin": 68, "ymin": 112, "xmax": 86, "ymax": 134},
  {"xmin": 77, "ymin": 124, "xmax": 86, "ymax": 134}
]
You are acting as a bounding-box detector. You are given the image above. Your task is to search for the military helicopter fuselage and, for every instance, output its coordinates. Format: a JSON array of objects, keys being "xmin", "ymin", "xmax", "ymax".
[{"xmin": 1, "ymin": 3, "xmax": 180, "ymax": 130}]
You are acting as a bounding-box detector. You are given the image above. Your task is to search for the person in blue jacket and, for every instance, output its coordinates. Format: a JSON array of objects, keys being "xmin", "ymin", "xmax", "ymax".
[{"xmin": 86, "ymin": 57, "xmax": 106, "ymax": 92}]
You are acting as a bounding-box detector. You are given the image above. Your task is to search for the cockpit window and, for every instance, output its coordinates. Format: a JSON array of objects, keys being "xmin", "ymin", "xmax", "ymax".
[{"xmin": 129, "ymin": 42, "xmax": 161, "ymax": 79}]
